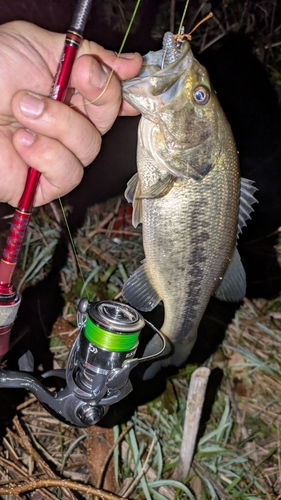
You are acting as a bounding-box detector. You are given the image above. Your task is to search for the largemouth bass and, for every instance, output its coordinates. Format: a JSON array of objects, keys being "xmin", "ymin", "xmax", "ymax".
[{"xmin": 122, "ymin": 33, "xmax": 257, "ymax": 378}]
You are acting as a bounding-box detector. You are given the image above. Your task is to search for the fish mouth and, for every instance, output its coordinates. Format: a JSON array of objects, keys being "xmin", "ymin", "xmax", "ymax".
[{"xmin": 122, "ymin": 40, "xmax": 193, "ymax": 106}]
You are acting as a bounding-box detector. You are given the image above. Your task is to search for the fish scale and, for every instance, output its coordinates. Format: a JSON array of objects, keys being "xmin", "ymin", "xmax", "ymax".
[
  {"xmin": 122, "ymin": 36, "xmax": 256, "ymax": 378},
  {"xmin": 142, "ymin": 165, "xmax": 239, "ymax": 344}
]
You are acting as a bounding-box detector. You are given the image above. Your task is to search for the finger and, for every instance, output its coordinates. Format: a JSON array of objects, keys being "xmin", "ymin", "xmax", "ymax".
[
  {"xmin": 12, "ymin": 128, "xmax": 84, "ymax": 206},
  {"xmin": 77, "ymin": 40, "xmax": 142, "ymax": 81},
  {"xmin": 71, "ymin": 50, "xmax": 142, "ymax": 131},
  {"xmin": 70, "ymin": 55, "xmax": 122, "ymax": 134},
  {"xmin": 11, "ymin": 90, "xmax": 102, "ymax": 166},
  {"xmin": 119, "ymin": 100, "xmax": 141, "ymax": 117},
  {"xmin": 0, "ymin": 133, "xmax": 29, "ymax": 207},
  {"xmin": 70, "ymin": 53, "xmax": 142, "ymax": 133}
]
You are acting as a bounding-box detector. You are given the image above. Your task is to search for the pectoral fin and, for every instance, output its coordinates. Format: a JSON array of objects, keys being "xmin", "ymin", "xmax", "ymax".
[
  {"xmin": 124, "ymin": 173, "xmax": 142, "ymax": 228},
  {"xmin": 125, "ymin": 173, "xmax": 138, "ymax": 203},
  {"xmin": 137, "ymin": 173, "xmax": 175, "ymax": 199},
  {"xmin": 214, "ymin": 248, "xmax": 246, "ymax": 302},
  {"xmin": 238, "ymin": 178, "xmax": 258, "ymax": 236},
  {"xmin": 122, "ymin": 262, "xmax": 161, "ymax": 312}
]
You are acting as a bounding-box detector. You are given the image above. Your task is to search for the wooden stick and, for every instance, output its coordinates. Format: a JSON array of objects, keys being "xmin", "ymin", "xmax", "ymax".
[
  {"xmin": 173, "ymin": 367, "xmax": 210, "ymax": 481},
  {"xmin": 0, "ymin": 479, "xmax": 129, "ymax": 499}
]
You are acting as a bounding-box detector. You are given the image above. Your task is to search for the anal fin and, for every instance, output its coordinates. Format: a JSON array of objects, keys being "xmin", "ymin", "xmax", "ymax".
[
  {"xmin": 214, "ymin": 248, "xmax": 246, "ymax": 302},
  {"xmin": 122, "ymin": 262, "xmax": 161, "ymax": 312}
]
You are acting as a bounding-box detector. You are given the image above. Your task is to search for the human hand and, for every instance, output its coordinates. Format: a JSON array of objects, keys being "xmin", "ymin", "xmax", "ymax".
[{"xmin": 0, "ymin": 21, "xmax": 142, "ymax": 207}]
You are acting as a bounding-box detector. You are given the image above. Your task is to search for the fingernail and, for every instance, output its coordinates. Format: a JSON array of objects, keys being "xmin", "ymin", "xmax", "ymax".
[
  {"xmin": 17, "ymin": 129, "xmax": 36, "ymax": 146},
  {"xmin": 118, "ymin": 52, "xmax": 136, "ymax": 60},
  {"xmin": 20, "ymin": 93, "xmax": 45, "ymax": 118},
  {"xmin": 90, "ymin": 62, "xmax": 108, "ymax": 88}
]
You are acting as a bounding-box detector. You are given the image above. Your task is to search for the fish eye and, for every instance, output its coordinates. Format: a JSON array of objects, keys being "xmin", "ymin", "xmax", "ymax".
[{"xmin": 193, "ymin": 86, "xmax": 210, "ymax": 105}]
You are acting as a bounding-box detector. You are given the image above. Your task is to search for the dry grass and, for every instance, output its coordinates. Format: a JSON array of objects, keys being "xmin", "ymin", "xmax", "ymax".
[{"xmin": 0, "ymin": 198, "xmax": 280, "ymax": 499}]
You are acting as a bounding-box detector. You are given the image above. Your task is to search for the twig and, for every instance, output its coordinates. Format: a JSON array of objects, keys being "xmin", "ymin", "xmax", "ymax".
[
  {"xmin": 265, "ymin": 41, "xmax": 281, "ymax": 49},
  {"xmin": 87, "ymin": 228, "xmax": 141, "ymax": 237},
  {"xmin": 97, "ymin": 424, "xmax": 133, "ymax": 489},
  {"xmin": 12, "ymin": 416, "xmax": 76, "ymax": 500},
  {"xmin": 27, "ymin": 425, "xmax": 67, "ymax": 469},
  {"xmin": 193, "ymin": 460, "xmax": 232, "ymax": 500},
  {"xmin": 49, "ymin": 201, "xmax": 62, "ymax": 225},
  {"xmin": 5, "ymin": 421, "xmax": 121, "ymax": 500},
  {"xmin": 199, "ymin": 20, "xmax": 240, "ymax": 53},
  {"xmin": 173, "ymin": 367, "xmax": 210, "ymax": 481},
  {"xmin": 0, "ymin": 456, "xmax": 28, "ymax": 479},
  {"xmin": 86, "ymin": 243, "xmax": 117, "ymax": 266},
  {"xmin": 88, "ymin": 212, "xmax": 115, "ymax": 238},
  {"xmin": 228, "ymin": 382, "xmax": 258, "ymax": 463},
  {"xmin": 187, "ymin": 1, "xmax": 208, "ymax": 33},
  {"xmin": 210, "ymin": 12, "xmax": 226, "ymax": 35},
  {"xmin": 145, "ymin": 467, "xmax": 175, "ymax": 499},
  {"xmin": 121, "ymin": 433, "xmax": 157, "ymax": 498},
  {"xmin": 2, "ymin": 437, "xmax": 22, "ymax": 466},
  {"xmin": 0, "ymin": 458, "xmax": 57, "ymax": 500},
  {"xmin": 16, "ymin": 395, "xmax": 37, "ymax": 411},
  {"xmin": 0, "ymin": 478, "xmax": 129, "ymax": 499}
]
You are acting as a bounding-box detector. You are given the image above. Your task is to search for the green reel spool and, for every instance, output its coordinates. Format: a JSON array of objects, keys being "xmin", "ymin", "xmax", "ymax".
[
  {"xmin": 85, "ymin": 301, "xmax": 145, "ymax": 353},
  {"xmin": 85, "ymin": 317, "xmax": 140, "ymax": 352}
]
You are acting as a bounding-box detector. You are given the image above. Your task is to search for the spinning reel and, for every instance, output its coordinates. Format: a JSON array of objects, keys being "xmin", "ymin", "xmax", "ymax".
[{"xmin": 0, "ymin": 299, "xmax": 165, "ymax": 427}]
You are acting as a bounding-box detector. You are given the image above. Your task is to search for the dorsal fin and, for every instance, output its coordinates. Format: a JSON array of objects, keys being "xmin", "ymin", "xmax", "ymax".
[{"xmin": 238, "ymin": 178, "xmax": 258, "ymax": 237}]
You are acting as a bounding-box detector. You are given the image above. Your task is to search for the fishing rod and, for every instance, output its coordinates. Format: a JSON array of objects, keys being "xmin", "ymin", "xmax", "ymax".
[
  {"xmin": 0, "ymin": 0, "xmax": 166, "ymax": 427},
  {"xmin": 0, "ymin": 0, "xmax": 93, "ymax": 357}
]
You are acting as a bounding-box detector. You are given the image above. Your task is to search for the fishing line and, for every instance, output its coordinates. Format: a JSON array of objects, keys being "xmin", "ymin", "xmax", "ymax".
[
  {"xmin": 57, "ymin": 0, "xmax": 142, "ymax": 298},
  {"xmin": 58, "ymin": 197, "xmax": 90, "ymax": 300},
  {"xmin": 178, "ymin": 0, "xmax": 190, "ymax": 34},
  {"xmin": 176, "ymin": 11, "xmax": 213, "ymax": 43},
  {"xmin": 70, "ymin": 0, "xmax": 142, "ymax": 109}
]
